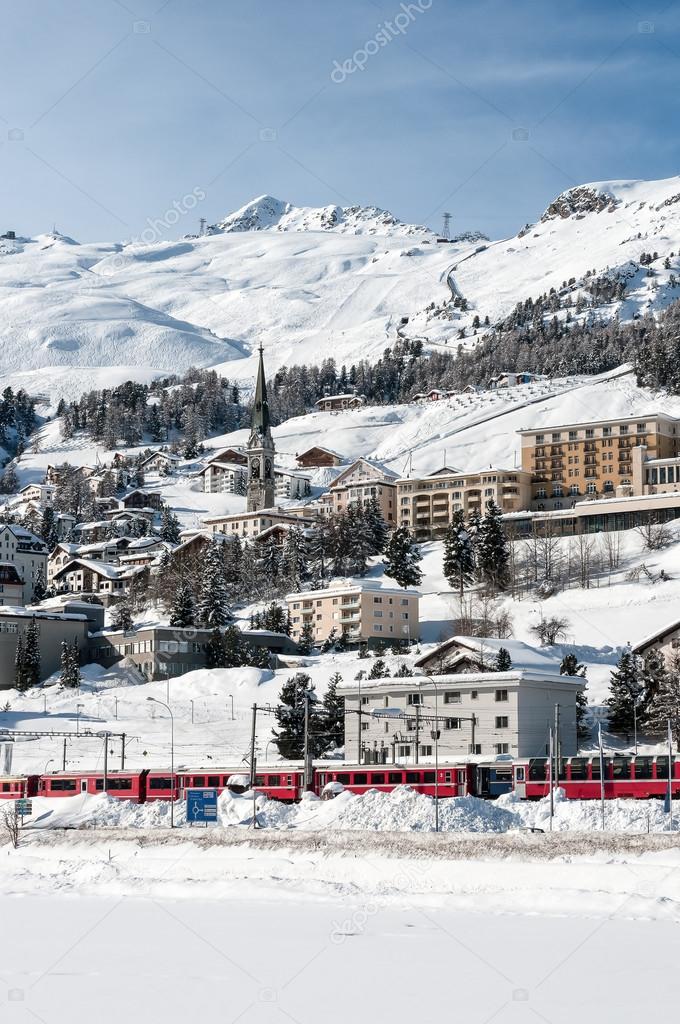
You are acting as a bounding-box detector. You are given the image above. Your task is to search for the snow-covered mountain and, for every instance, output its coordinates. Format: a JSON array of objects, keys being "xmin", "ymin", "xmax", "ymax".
[{"xmin": 4, "ymin": 176, "xmax": 680, "ymax": 402}]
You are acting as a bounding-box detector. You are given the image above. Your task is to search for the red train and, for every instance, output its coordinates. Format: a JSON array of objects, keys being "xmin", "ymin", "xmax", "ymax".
[{"xmin": 2, "ymin": 754, "xmax": 679, "ymax": 806}]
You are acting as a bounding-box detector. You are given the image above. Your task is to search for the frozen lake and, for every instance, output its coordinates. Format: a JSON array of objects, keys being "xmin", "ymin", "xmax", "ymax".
[{"xmin": 1, "ymin": 895, "xmax": 677, "ymax": 1023}]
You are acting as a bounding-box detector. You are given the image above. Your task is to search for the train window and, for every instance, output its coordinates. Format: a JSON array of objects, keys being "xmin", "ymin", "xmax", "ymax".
[
  {"xmin": 50, "ymin": 779, "xmax": 77, "ymax": 791},
  {"xmin": 405, "ymin": 772, "xmax": 419, "ymax": 783},
  {"xmin": 569, "ymin": 760, "xmax": 587, "ymax": 780},
  {"xmin": 353, "ymin": 773, "xmax": 367, "ymax": 785},
  {"xmin": 286, "ymin": 776, "xmax": 293, "ymax": 786},
  {"xmin": 268, "ymin": 775, "xmax": 281, "ymax": 786},
  {"xmin": 612, "ymin": 758, "xmax": 631, "ymax": 779},
  {"xmin": 422, "ymin": 772, "xmax": 435, "ymax": 783},
  {"xmin": 95, "ymin": 779, "xmax": 104, "ymax": 790},
  {"xmin": 444, "ymin": 771, "xmax": 452, "ymax": 783},
  {"xmin": 388, "ymin": 772, "xmax": 403, "ymax": 784},
  {"xmin": 106, "ymin": 778, "xmax": 133, "ymax": 791},
  {"xmin": 634, "ymin": 758, "xmax": 653, "ymax": 779},
  {"xmin": 149, "ymin": 777, "xmax": 173, "ymax": 789},
  {"xmin": 336, "ymin": 773, "xmax": 350, "ymax": 784},
  {"xmin": 370, "ymin": 773, "xmax": 385, "ymax": 785},
  {"xmin": 515, "ymin": 767, "xmax": 525, "ymax": 782},
  {"xmin": 1, "ymin": 783, "xmax": 9, "ymax": 792},
  {"xmin": 254, "ymin": 776, "xmax": 265, "ymax": 786},
  {"xmin": 192, "ymin": 776, "xmax": 206, "ymax": 787},
  {"xmin": 656, "ymin": 757, "xmax": 670, "ymax": 779},
  {"xmin": 591, "ymin": 759, "xmax": 601, "ymax": 780},
  {"xmin": 208, "ymin": 776, "xmax": 220, "ymax": 787},
  {"xmin": 528, "ymin": 760, "xmax": 546, "ymax": 781},
  {"xmin": 456, "ymin": 770, "xmax": 466, "ymax": 784}
]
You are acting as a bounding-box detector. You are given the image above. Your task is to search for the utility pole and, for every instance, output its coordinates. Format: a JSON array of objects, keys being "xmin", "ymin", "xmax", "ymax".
[
  {"xmin": 554, "ymin": 704, "xmax": 561, "ymax": 784},
  {"xmin": 548, "ymin": 727, "xmax": 554, "ymax": 830},
  {"xmin": 120, "ymin": 733, "xmax": 126, "ymax": 770},
  {"xmin": 303, "ymin": 692, "xmax": 311, "ymax": 790},
  {"xmin": 357, "ymin": 678, "xmax": 362, "ymax": 765},
  {"xmin": 415, "ymin": 703, "xmax": 420, "ymax": 764},
  {"xmin": 249, "ymin": 703, "xmax": 257, "ymax": 790},
  {"xmin": 103, "ymin": 732, "xmax": 109, "ymax": 794},
  {"xmin": 62, "ymin": 737, "xmax": 67, "ymax": 770}
]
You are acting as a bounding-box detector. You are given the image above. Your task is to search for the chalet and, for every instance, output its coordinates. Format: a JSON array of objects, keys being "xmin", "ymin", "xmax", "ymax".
[
  {"xmin": 295, "ymin": 446, "xmax": 345, "ymax": 469},
  {"xmin": 411, "ymin": 389, "xmax": 455, "ymax": 403},
  {"xmin": 488, "ymin": 372, "xmax": 543, "ymax": 390},
  {"xmin": 18, "ymin": 483, "xmax": 55, "ymax": 505},
  {"xmin": 51, "ymin": 558, "xmax": 148, "ymax": 602},
  {"xmin": 414, "ymin": 636, "xmax": 563, "ymax": 676},
  {"xmin": 202, "ymin": 508, "xmax": 315, "ymax": 541},
  {"xmin": 119, "ymin": 489, "xmax": 163, "ymax": 511},
  {"xmin": 632, "ymin": 620, "xmax": 680, "ymax": 668},
  {"xmin": 205, "ymin": 446, "xmax": 248, "ymax": 467},
  {"xmin": 0, "ymin": 563, "xmax": 26, "ymax": 606},
  {"xmin": 138, "ymin": 451, "xmax": 182, "ymax": 473},
  {"xmin": 274, "ymin": 469, "xmax": 311, "ymax": 500},
  {"xmin": 328, "ymin": 458, "xmax": 398, "ymax": 524},
  {"xmin": 315, "ymin": 394, "xmax": 365, "ymax": 413}
]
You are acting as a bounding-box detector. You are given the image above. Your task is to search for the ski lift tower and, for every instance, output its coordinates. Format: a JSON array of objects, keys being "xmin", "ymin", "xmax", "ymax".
[{"xmin": 441, "ymin": 212, "xmax": 452, "ymax": 241}]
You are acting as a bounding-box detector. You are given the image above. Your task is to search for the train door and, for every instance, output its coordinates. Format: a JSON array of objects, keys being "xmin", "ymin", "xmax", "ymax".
[
  {"xmin": 513, "ymin": 765, "xmax": 526, "ymax": 799},
  {"xmin": 80, "ymin": 779, "xmax": 88, "ymax": 793},
  {"xmin": 476, "ymin": 765, "xmax": 513, "ymax": 799}
]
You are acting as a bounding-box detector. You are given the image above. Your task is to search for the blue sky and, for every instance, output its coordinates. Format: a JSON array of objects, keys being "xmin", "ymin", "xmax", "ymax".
[{"xmin": 2, "ymin": 0, "xmax": 680, "ymax": 241}]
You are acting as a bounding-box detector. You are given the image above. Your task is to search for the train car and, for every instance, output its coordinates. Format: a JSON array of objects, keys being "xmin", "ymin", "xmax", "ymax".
[
  {"xmin": 314, "ymin": 764, "xmax": 473, "ymax": 798},
  {"xmin": 0, "ymin": 775, "xmax": 39, "ymax": 799},
  {"xmin": 515, "ymin": 755, "xmax": 680, "ymax": 800},
  {"xmin": 178, "ymin": 768, "xmax": 305, "ymax": 803},
  {"xmin": 145, "ymin": 771, "xmax": 180, "ymax": 802},
  {"xmin": 38, "ymin": 771, "xmax": 147, "ymax": 801}
]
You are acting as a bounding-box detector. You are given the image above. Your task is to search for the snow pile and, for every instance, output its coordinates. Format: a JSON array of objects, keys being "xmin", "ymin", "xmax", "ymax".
[
  {"xmin": 500, "ymin": 788, "xmax": 676, "ymax": 833},
  {"xmin": 26, "ymin": 793, "xmax": 184, "ymax": 829},
  {"xmin": 325, "ymin": 787, "xmax": 518, "ymax": 833}
]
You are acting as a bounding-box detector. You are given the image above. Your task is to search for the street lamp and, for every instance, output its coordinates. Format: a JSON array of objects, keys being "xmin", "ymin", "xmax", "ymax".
[
  {"xmin": 429, "ymin": 679, "xmax": 441, "ymax": 833},
  {"xmin": 147, "ymin": 696, "xmax": 175, "ymax": 828},
  {"xmin": 75, "ymin": 703, "xmax": 84, "ymax": 735},
  {"xmin": 44, "ymin": 758, "xmax": 54, "ymax": 774}
]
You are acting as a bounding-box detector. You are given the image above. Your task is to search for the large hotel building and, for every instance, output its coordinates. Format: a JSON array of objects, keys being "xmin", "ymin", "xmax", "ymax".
[{"xmin": 518, "ymin": 413, "xmax": 680, "ymax": 511}]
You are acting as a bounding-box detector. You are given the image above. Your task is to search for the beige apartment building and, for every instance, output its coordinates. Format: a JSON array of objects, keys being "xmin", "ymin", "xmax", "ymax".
[
  {"xmin": 203, "ymin": 508, "xmax": 316, "ymax": 540},
  {"xmin": 286, "ymin": 580, "xmax": 419, "ymax": 647},
  {"xmin": 519, "ymin": 413, "xmax": 680, "ymax": 510},
  {"xmin": 397, "ymin": 467, "xmax": 532, "ymax": 540},
  {"xmin": 328, "ymin": 458, "xmax": 398, "ymax": 524}
]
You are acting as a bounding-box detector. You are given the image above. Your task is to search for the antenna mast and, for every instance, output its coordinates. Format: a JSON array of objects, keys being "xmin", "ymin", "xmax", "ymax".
[{"xmin": 441, "ymin": 212, "xmax": 452, "ymax": 240}]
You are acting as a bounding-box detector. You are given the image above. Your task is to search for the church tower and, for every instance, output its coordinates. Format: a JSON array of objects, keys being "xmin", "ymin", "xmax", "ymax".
[{"xmin": 246, "ymin": 344, "xmax": 276, "ymax": 511}]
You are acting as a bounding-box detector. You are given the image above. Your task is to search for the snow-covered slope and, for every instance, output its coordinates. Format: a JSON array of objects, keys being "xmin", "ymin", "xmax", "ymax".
[{"xmin": 5, "ymin": 178, "xmax": 680, "ymax": 399}]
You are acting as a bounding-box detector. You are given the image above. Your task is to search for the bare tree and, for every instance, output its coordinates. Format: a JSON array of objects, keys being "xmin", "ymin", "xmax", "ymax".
[
  {"xmin": 571, "ymin": 534, "xmax": 596, "ymax": 589},
  {"xmin": 600, "ymin": 531, "xmax": 622, "ymax": 580},
  {"xmin": 1, "ymin": 804, "xmax": 20, "ymax": 849},
  {"xmin": 531, "ymin": 615, "xmax": 570, "ymax": 646},
  {"xmin": 637, "ymin": 519, "xmax": 674, "ymax": 551}
]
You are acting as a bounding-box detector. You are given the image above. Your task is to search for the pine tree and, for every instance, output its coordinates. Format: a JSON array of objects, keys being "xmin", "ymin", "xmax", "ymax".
[
  {"xmin": 476, "ymin": 501, "xmax": 509, "ymax": 592},
  {"xmin": 170, "ymin": 578, "xmax": 195, "ymax": 627},
  {"xmin": 640, "ymin": 649, "xmax": 669, "ymax": 719},
  {"xmin": 59, "ymin": 639, "xmax": 81, "ymax": 688},
  {"xmin": 307, "ymin": 517, "xmax": 333, "ymax": 587},
  {"xmin": 32, "ymin": 567, "xmax": 47, "ymax": 603},
  {"xmin": 495, "ymin": 647, "xmax": 512, "ymax": 671},
  {"xmin": 606, "ymin": 649, "xmax": 643, "ymax": 736},
  {"xmin": 322, "ymin": 672, "xmax": 345, "ymax": 750},
  {"xmin": 14, "ymin": 633, "xmax": 28, "ymax": 692},
  {"xmin": 364, "ymin": 497, "xmax": 389, "ymax": 554},
  {"xmin": 159, "ymin": 506, "xmax": 182, "ymax": 544},
  {"xmin": 23, "ymin": 618, "xmax": 41, "ymax": 688},
  {"xmin": 321, "ymin": 627, "xmax": 338, "ymax": 652},
  {"xmin": 205, "ymin": 627, "xmax": 227, "ymax": 669},
  {"xmin": 196, "ymin": 540, "xmax": 231, "ymax": 627},
  {"xmin": 280, "ymin": 526, "xmax": 308, "ymax": 593},
  {"xmin": 368, "ymin": 658, "xmax": 389, "ymax": 679},
  {"xmin": 273, "ymin": 673, "xmax": 326, "ymax": 759},
  {"xmin": 40, "ymin": 506, "xmax": 59, "ymax": 549},
  {"xmin": 382, "ymin": 526, "xmax": 423, "ymax": 588},
  {"xmin": 561, "ymin": 653, "xmax": 588, "ymax": 739},
  {"xmin": 111, "ymin": 600, "xmax": 133, "ymax": 632},
  {"xmin": 645, "ymin": 654, "xmax": 680, "ymax": 743},
  {"xmin": 297, "ymin": 620, "xmax": 316, "ymax": 655},
  {"xmin": 443, "ymin": 510, "xmax": 475, "ymax": 595}
]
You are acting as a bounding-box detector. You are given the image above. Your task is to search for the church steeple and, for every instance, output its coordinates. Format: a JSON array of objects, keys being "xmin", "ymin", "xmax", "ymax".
[
  {"xmin": 246, "ymin": 344, "xmax": 276, "ymax": 512},
  {"xmin": 250, "ymin": 343, "xmax": 271, "ymax": 441}
]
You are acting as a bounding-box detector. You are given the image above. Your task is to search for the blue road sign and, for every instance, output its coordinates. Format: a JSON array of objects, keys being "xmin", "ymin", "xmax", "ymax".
[
  {"xmin": 186, "ymin": 788, "xmax": 218, "ymax": 823},
  {"xmin": 15, "ymin": 800, "xmax": 32, "ymax": 817}
]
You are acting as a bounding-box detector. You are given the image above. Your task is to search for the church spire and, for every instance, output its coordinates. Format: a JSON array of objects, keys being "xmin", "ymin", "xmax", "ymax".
[
  {"xmin": 246, "ymin": 343, "xmax": 275, "ymax": 512},
  {"xmin": 251, "ymin": 343, "xmax": 271, "ymax": 439}
]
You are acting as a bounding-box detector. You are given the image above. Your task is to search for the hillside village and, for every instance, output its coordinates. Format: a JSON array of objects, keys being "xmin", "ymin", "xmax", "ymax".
[{"xmin": 0, "ymin": 336, "xmax": 680, "ymax": 776}]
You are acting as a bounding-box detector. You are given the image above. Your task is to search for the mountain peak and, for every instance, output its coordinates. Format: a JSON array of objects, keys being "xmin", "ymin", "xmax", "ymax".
[{"xmin": 211, "ymin": 195, "xmax": 433, "ymax": 238}]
